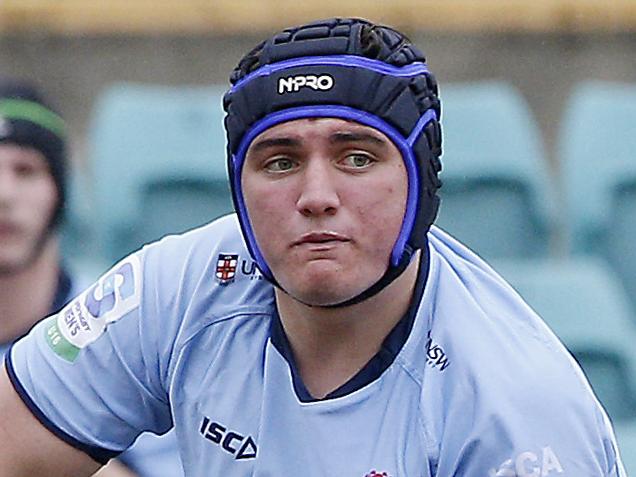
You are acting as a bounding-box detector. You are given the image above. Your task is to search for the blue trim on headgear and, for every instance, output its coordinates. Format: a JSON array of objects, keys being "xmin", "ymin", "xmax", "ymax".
[
  {"xmin": 231, "ymin": 105, "xmax": 437, "ymax": 281},
  {"xmin": 230, "ymin": 55, "xmax": 429, "ymax": 93}
]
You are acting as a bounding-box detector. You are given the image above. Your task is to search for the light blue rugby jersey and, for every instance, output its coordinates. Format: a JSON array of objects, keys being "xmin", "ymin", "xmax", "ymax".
[{"xmin": 7, "ymin": 215, "xmax": 625, "ymax": 476}]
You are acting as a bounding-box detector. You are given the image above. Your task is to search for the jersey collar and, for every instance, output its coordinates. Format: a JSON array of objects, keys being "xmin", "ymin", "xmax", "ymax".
[{"xmin": 270, "ymin": 246, "xmax": 430, "ymax": 403}]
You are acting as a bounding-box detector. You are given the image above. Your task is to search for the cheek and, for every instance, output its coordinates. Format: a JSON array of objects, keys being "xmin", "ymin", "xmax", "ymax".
[
  {"xmin": 24, "ymin": 180, "xmax": 58, "ymax": 228},
  {"xmin": 352, "ymin": 182, "xmax": 407, "ymax": 249},
  {"xmin": 245, "ymin": 184, "xmax": 284, "ymax": 221},
  {"xmin": 242, "ymin": 180, "xmax": 294, "ymax": 247},
  {"xmin": 355, "ymin": 182, "xmax": 406, "ymax": 221}
]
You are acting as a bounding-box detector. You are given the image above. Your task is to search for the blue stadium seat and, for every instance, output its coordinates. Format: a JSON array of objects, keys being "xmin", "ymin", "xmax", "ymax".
[
  {"xmin": 59, "ymin": 167, "xmax": 106, "ymax": 282},
  {"xmin": 494, "ymin": 257, "xmax": 636, "ymax": 424},
  {"xmin": 614, "ymin": 421, "xmax": 636, "ymax": 475},
  {"xmin": 88, "ymin": 83, "xmax": 233, "ymax": 262},
  {"xmin": 130, "ymin": 176, "xmax": 232, "ymax": 257},
  {"xmin": 560, "ymin": 80, "xmax": 636, "ymax": 315},
  {"xmin": 437, "ymin": 81, "xmax": 558, "ymax": 259}
]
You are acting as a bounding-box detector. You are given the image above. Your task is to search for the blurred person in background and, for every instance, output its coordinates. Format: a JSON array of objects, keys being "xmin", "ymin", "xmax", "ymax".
[
  {"xmin": 0, "ymin": 79, "xmax": 78, "ymax": 358},
  {"xmin": 0, "ymin": 78, "xmax": 182, "ymax": 477}
]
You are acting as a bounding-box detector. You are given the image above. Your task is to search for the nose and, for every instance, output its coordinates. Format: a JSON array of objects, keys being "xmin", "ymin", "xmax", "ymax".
[{"xmin": 296, "ymin": 159, "xmax": 340, "ymax": 217}]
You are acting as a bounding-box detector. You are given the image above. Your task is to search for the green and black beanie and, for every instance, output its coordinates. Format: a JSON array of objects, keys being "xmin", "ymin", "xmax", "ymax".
[{"xmin": 0, "ymin": 78, "xmax": 67, "ymax": 229}]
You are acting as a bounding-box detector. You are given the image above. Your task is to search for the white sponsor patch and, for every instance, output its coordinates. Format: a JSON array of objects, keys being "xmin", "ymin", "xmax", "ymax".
[{"xmin": 48, "ymin": 255, "xmax": 141, "ymax": 360}]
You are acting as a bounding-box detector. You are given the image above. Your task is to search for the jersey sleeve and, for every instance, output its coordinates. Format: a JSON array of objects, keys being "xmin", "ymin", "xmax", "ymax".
[
  {"xmin": 5, "ymin": 250, "xmax": 175, "ymax": 464},
  {"xmin": 118, "ymin": 429, "xmax": 184, "ymax": 477}
]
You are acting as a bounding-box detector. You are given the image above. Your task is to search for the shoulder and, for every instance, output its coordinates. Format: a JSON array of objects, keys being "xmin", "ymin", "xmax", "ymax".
[
  {"xmin": 401, "ymin": 228, "xmax": 620, "ymax": 474},
  {"xmin": 142, "ymin": 213, "xmax": 246, "ymax": 272},
  {"xmin": 409, "ymin": 227, "xmax": 590, "ymax": 394},
  {"xmin": 142, "ymin": 213, "xmax": 273, "ymax": 309},
  {"xmin": 52, "ymin": 214, "xmax": 275, "ymax": 367},
  {"xmin": 135, "ymin": 214, "xmax": 275, "ymax": 335}
]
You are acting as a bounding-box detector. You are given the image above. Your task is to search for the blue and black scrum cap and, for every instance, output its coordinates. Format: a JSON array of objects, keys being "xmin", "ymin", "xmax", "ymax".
[
  {"xmin": 0, "ymin": 78, "xmax": 68, "ymax": 229},
  {"xmin": 223, "ymin": 18, "xmax": 443, "ymax": 306}
]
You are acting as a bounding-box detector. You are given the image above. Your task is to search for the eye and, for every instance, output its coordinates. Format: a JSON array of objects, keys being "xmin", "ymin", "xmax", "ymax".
[
  {"xmin": 343, "ymin": 153, "xmax": 374, "ymax": 169},
  {"xmin": 264, "ymin": 157, "xmax": 295, "ymax": 173},
  {"xmin": 14, "ymin": 163, "xmax": 40, "ymax": 178}
]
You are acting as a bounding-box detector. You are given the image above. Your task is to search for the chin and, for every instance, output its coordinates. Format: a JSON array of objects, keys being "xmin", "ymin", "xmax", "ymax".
[
  {"xmin": 282, "ymin": 274, "xmax": 371, "ymax": 307},
  {"xmin": 291, "ymin": 288, "xmax": 354, "ymax": 307},
  {"xmin": 273, "ymin": 258, "xmax": 385, "ymax": 305}
]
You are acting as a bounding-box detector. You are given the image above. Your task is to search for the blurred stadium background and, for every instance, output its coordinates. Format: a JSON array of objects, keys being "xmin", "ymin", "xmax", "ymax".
[{"xmin": 2, "ymin": 0, "xmax": 636, "ymax": 470}]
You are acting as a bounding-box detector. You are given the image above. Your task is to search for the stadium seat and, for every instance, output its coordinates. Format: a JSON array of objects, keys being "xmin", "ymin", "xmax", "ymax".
[
  {"xmin": 59, "ymin": 167, "xmax": 106, "ymax": 282},
  {"xmin": 559, "ymin": 80, "xmax": 636, "ymax": 315},
  {"xmin": 494, "ymin": 257, "xmax": 636, "ymax": 423},
  {"xmin": 131, "ymin": 176, "xmax": 232, "ymax": 256},
  {"xmin": 614, "ymin": 421, "xmax": 636, "ymax": 475},
  {"xmin": 437, "ymin": 81, "xmax": 558, "ymax": 259},
  {"xmin": 88, "ymin": 83, "xmax": 233, "ymax": 262}
]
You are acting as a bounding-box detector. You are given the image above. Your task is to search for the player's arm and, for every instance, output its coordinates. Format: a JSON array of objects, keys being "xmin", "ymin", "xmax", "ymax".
[
  {"xmin": 93, "ymin": 460, "xmax": 138, "ymax": 477},
  {"xmin": 0, "ymin": 364, "xmax": 101, "ymax": 477}
]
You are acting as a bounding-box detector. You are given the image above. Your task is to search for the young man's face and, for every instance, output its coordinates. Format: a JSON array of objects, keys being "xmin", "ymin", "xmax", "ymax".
[
  {"xmin": 241, "ymin": 117, "xmax": 408, "ymax": 306},
  {"xmin": 0, "ymin": 144, "xmax": 58, "ymax": 274}
]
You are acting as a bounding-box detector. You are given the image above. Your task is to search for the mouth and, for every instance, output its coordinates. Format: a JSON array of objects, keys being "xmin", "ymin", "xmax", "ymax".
[{"xmin": 292, "ymin": 231, "xmax": 351, "ymax": 247}]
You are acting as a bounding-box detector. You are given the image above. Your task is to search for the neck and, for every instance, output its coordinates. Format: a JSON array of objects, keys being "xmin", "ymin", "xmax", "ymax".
[
  {"xmin": 275, "ymin": 251, "xmax": 421, "ymax": 398},
  {"xmin": 0, "ymin": 237, "xmax": 61, "ymax": 344}
]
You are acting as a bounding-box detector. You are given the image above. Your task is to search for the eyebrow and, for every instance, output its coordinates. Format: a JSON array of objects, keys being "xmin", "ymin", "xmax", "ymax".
[
  {"xmin": 248, "ymin": 130, "xmax": 388, "ymax": 155},
  {"xmin": 329, "ymin": 131, "xmax": 387, "ymax": 147},
  {"xmin": 248, "ymin": 137, "xmax": 302, "ymax": 154}
]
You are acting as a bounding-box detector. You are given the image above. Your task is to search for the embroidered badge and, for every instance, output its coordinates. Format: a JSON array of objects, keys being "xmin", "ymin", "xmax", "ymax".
[{"xmin": 216, "ymin": 253, "xmax": 239, "ymax": 284}]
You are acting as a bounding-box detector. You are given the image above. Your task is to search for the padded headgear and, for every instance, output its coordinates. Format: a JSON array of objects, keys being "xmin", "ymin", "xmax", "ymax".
[{"xmin": 223, "ymin": 18, "xmax": 442, "ymax": 306}]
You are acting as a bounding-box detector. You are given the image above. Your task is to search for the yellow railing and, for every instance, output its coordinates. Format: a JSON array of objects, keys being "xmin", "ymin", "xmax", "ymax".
[{"xmin": 1, "ymin": 0, "xmax": 636, "ymax": 34}]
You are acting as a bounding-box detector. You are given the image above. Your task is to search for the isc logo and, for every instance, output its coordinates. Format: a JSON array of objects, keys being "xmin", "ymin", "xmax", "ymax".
[
  {"xmin": 199, "ymin": 416, "xmax": 258, "ymax": 460},
  {"xmin": 278, "ymin": 74, "xmax": 334, "ymax": 94}
]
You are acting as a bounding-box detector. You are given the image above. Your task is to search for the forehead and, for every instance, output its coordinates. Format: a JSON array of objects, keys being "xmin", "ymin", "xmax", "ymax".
[
  {"xmin": 0, "ymin": 143, "xmax": 48, "ymax": 166},
  {"xmin": 249, "ymin": 117, "xmax": 393, "ymax": 146}
]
